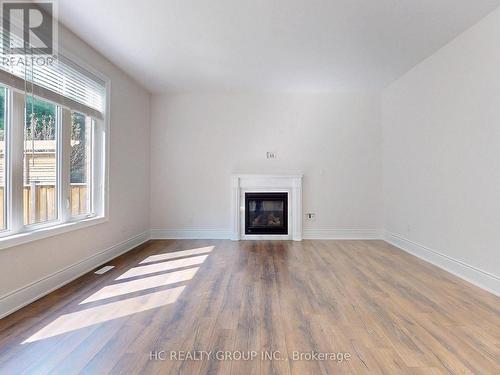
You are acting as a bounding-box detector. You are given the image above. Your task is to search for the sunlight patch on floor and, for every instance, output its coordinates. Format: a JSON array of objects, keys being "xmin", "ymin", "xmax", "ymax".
[
  {"xmin": 22, "ymin": 247, "xmax": 215, "ymax": 344},
  {"xmin": 80, "ymin": 267, "xmax": 199, "ymax": 304},
  {"xmin": 23, "ymin": 286, "xmax": 185, "ymax": 343},
  {"xmin": 140, "ymin": 246, "xmax": 214, "ymax": 264},
  {"xmin": 116, "ymin": 255, "xmax": 209, "ymax": 280}
]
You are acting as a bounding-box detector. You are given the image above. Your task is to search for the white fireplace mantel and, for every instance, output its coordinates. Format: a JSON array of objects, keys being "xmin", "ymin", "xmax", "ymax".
[{"xmin": 231, "ymin": 174, "xmax": 303, "ymax": 241}]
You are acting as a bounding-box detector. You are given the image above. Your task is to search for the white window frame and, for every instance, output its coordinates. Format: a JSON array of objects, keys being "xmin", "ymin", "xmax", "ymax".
[{"xmin": 0, "ymin": 52, "xmax": 109, "ymax": 250}]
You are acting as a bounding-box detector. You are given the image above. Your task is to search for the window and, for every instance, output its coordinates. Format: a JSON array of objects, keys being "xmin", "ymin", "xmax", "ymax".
[{"xmin": 0, "ymin": 52, "xmax": 107, "ymax": 248}]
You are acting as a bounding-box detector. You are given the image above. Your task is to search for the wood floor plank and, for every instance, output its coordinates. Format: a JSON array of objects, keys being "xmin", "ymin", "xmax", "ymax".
[{"xmin": 0, "ymin": 239, "xmax": 498, "ymax": 375}]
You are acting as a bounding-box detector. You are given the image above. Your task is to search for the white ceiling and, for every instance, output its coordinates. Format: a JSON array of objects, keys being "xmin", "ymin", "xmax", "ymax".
[{"xmin": 58, "ymin": 0, "xmax": 500, "ymax": 93}]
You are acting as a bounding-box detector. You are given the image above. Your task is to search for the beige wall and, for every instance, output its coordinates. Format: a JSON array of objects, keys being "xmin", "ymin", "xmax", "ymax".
[{"xmin": 0, "ymin": 25, "xmax": 151, "ymax": 308}]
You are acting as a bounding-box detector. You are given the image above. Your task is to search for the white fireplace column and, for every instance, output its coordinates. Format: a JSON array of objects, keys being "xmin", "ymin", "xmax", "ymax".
[{"xmin": 231, "ymin": 174, "xmax": 303, "ymax": 241}]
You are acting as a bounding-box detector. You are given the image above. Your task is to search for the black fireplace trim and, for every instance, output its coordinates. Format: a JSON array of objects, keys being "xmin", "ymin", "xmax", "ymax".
[{"xmin": 245, "ymin": 192, "xmax": 288, "ymax": 235}]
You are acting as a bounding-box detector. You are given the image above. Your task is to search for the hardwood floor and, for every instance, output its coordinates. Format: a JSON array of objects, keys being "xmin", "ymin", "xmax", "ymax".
[{"xmin": 0, "ymin": 240, "xmax": 498, "ymax": 374}]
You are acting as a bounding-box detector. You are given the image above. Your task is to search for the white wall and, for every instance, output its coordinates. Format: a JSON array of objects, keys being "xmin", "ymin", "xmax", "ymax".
[
  {"xmin": 382, "ymin": 8, "xmax": 500, "ymax": 292},
  {"xmin": 0, "ymin": 26, "xmax": 151, "ymax": 316},
  {"xmin": 150, "ymin": 91, "xmax": 382, "ymax": 237}
]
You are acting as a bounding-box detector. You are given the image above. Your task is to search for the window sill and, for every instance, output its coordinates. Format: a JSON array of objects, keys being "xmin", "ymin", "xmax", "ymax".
[{"xmin": 0, "ymin": 216, "xmax": 108, "ymax": 250}]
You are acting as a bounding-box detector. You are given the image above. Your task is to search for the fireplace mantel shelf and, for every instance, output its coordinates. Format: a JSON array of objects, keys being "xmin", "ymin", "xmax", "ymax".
[
  {"xmin": 231, "ymin": 174, "xmax": 303, "ymax": 241},
  {"xmin": 232, "ymin": 173, "xmax": 303, "ymax": 179}
]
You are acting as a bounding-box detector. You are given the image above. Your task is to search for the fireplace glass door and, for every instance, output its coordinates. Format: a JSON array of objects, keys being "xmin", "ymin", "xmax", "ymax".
[{"xmin": 245, "ymin": 192, "xmax": 288, "ymax": 235}]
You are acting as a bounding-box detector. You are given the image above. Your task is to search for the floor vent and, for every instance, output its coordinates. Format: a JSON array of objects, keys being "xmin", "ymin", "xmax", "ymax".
[{"xmin": 94, "ymin": 265, "xmax": 115, "ymax": 274}]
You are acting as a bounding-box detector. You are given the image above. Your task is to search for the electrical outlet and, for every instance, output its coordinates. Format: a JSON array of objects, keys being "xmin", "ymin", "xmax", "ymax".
[
  {"xmin": 305, "ymin": 213, "xmax": 316, "ymax": 221},
  {"xmin": 266, "ymin": 151, "xmax": 276, "ymax": 159}
]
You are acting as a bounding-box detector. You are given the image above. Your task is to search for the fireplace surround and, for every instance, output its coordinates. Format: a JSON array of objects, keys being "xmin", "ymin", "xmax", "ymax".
[{"xmin": 231, "ymin": 174, "xmax": 303, "ymax": 241}]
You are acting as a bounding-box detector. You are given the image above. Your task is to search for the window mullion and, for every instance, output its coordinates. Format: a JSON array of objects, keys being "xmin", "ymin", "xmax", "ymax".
[
  {"xmin": 92, "ymin": 119, "xmax": 104, "ymax": 217},
  {"xmin": 59, "ymin": 108, "xmax": 71, "ymax": 223}
]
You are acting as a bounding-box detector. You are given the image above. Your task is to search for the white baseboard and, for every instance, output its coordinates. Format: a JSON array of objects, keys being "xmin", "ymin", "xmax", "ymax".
[
  {"xmin": 150, "ymin": 229, "xmax": 232, "ymax": 240},
  {"xmin": 303, "ymin": 229, "xmax": 382, "ymax": 240},
  {"xmin": 151, "ymin": 228, "xmax": 382, "ymax": 240},
  {"xmin": 384, "ymin": 232, "xmax": 500, "ymax": 296},
  {"xmin": 0, "ymin": 231, "xmax": 150, "ymax": 319}
]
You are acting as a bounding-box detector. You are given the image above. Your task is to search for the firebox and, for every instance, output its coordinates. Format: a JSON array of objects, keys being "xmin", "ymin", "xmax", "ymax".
[{"xmin": 245, "ymin": 192, "xmax": 288, "ymax": 235}]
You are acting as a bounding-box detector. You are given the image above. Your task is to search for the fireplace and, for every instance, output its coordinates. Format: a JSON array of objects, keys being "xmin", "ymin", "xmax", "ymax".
[
  {"xmin": 245, "ymin": 192, "xmax": 288, "ymax": 235},
  {"xmin": 231, "ymin": 174, "xmax": 302, "ymax": 241}
]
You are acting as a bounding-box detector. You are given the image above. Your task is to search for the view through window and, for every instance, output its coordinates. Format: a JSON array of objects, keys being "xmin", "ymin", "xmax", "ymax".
[
  {"xmin": 23, "ymin": 97, "xmax": 57, "ymax": 225},
  {"xmin": 70, "ymin": 112, "xmax": 93, "ymax": 216}
]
